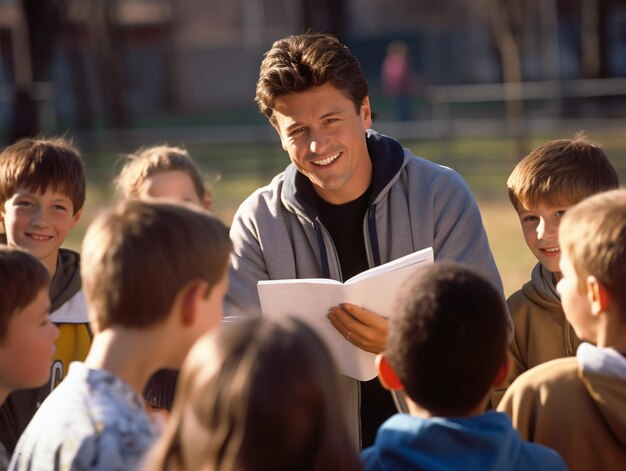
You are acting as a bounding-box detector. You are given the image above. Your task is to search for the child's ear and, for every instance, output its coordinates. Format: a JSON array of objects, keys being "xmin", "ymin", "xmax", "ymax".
[
  {"xmin": 179, "ymin": 280, "xmax": 209, "ymax": 326},
  {"xmin": 587, "ymin": 275, "xmax": 610, "ymax": 316},
  {"xmin": 492, "ymin": 353, "xmax": 511, "ymax": 388},
  {"xmin": 69, "ymin": 208, "xmax": 83, "ymax": 229},
  {"xmin": 202, "ymin": 190, "xmax": 213, "ymax": 210},
  {"xmin": 376, "ymin": 353, "xmax": 404, "ymax": 391}
]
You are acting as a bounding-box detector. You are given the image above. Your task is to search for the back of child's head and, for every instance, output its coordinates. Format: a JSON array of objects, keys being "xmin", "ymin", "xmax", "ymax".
[
  {"xmin": 507, "ymin": 132, "xmax": 619, "ymax": 211},
  {"xmin": 0, "ymin": 246, "xmax": 49, "ymax": 343},
  {"xmin": 0, "ymin": 137, "xmax": 85, "ymax": 213},
  {"xmin": 80, "ymin": 199, "xmax": 231, "ymax": 332},
  {"xmin": 146, "ymin": 318, "xmax": 361, "ymax": 471},
  {"xmin": 115, "ymin": 145, "xmax": 210, "ymax": 207},
  {"xmin": 387, "ymin": 262, "xmax": 509, "ymax": 416},
  {"xmin": 559, "ymin": 188, "xmax": 626, "ymax": 318}
]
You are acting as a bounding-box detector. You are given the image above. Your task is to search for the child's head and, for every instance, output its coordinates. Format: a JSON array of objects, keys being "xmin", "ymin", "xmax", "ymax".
[
  {"xmin": 146, "ymin": 318, "xmax": 361, "ymax": 471},
  {"xmin": 507, "ymin": 133, "xmax": 619, "ymax": 273},
  {"xmin": 381, "ymin": 262, "xmax": 509, "ymax": 417},
  {"xmin": 557, "ymin": 189, "xmax": 626, "ymax": 344},
  {"xmin": 81, "ymin": 199, "xmax": 231, "ymax": 337},
  {"xmin": 0, "ymin": 246, "xmax": 58, "ymax": 400},
  {"xmin": 0, "ymin": 137, "xmax": 86, "ymax": 273},
  {"xmin": 115, "ymin": 145, "xmax": 211, "ymax": 209}
]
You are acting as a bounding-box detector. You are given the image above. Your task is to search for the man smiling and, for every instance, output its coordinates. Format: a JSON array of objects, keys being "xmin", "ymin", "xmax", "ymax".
[{"xmin": 226, "ymin": 32, "xmax": 506, "ymax": 448}]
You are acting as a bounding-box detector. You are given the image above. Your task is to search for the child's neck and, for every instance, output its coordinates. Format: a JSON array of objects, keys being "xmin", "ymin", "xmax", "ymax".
[
  {"xmin": 42, "ymin": 252, "xmax": 58, "ymax": 278},
  {"xmin": 84, "ymin": 327, "xmax": 170, "ymax": 395},
  {"xmin": 407, "ymin": 396, "xmax": 488, "ymax": 419},
  {"xmin": 595, "ymin": 312, "xmax": 626, "ymax": 354}
]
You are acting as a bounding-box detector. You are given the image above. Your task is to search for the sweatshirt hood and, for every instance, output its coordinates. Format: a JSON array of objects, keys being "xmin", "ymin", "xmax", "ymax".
[
  {"xmin": 362, "ymin": 412, "xmax": 530, "ymax": 470},
  {"xmin": 1, "ymin": 235, "xmax": 81, "ymax": 312},
  {"xmin": 578, "ymin": 343, "xmax": 626, "ymax": 447},
  {"xmin": 50, "ymin": 248, "xmax": 81, "ymax": 312},
  {"xmin": 521, "ymin": 262, "xmax": 562, "ymax": 312}
]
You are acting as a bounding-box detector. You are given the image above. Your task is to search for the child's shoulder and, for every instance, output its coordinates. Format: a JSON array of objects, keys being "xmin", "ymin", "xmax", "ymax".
[{"xmin": 506, "ymin": 356, "xmax": 581, "ymax": 403}]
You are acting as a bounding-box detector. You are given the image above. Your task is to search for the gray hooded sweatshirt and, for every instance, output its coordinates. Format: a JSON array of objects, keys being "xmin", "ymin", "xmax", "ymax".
[{"xmin": 225, "ymin": 129, "xmax": 507, "ymax": 445}]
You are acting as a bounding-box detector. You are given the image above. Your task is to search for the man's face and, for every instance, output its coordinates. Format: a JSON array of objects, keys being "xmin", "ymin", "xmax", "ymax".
[{"xmin": 271, "ymin": 83, "xmax": 373, "ymax": 205}]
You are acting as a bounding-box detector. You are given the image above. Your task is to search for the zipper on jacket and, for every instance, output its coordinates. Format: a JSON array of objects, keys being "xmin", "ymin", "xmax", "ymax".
[
  {"xmin": 313, "ymin": 219, "xmax": 332, "ymax": 279},
  {"xmin": 367, "ymin": 204, "xmax": 382, "ymax": 267}
]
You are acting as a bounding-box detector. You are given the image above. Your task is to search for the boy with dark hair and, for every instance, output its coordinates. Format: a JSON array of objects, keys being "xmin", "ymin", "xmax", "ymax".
[
  {"xmin": 0, "ymin": 137, "xmax": 90, "ymax": 452},
  {"xmin": 0, "ymin": 247, "xmax": 58, "ymax": 467},
  {"xmin": 499, "ymin": 189, "xmax": 626, "ymax": 470},
  {"xmin": 361, "ymin": 263, "xmax": 566, "ymax": 470},
  {"xmin": 492, "ymin": 133, "xmax": 619, "ymax": 405},
  {"xmin": 10, "ymin": 200, "xmax": 232, "ymax": 470}
]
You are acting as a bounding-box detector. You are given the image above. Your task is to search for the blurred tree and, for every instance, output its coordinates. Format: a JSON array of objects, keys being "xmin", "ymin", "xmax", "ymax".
[
  {"xmin": 301, "ymin": 0, "xmax": 346, "ymax": 39},
  {"xmin": 485, "ymin": 0, "xmax": 526, "ymax": 156},
  {"xmin": 9, "ymin": 0, "xmax": 67, "ymax": 143},
  {"xmin": 84, "ymin": 0, "xmax": 129, "ymax": 129}
]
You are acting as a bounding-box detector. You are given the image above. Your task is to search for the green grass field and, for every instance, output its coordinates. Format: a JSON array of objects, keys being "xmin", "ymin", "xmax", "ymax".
[{"xmin": 63, "ymin": 132, "xmax": 626, "ymax": 298}]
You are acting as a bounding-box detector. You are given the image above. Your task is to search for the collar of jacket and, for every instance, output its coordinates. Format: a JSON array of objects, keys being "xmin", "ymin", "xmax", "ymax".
[{"xmin": 280, "ymin": 129, "xmax": 405, "ymax": 277}]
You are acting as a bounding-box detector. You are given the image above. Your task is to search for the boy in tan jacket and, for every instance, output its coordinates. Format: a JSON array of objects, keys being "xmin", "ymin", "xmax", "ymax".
[
  {"xmin": 492, "ymin": 134, "xmax": 619, "ymax": 405},
  {"xmin": 499, "ymin": 189, "xmax": 626, "ymax": 470}
]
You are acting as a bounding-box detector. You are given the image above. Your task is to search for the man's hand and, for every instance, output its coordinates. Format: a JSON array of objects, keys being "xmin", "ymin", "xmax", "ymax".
[{"xmin": 327, "ymin": 303, "xmax": 388, "ymax": 354}]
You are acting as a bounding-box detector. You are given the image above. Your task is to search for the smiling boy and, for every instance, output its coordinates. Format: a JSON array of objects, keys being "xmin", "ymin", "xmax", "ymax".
[
  {"xmin": 499, "ymin": 189, "xmax": 626, "ymax": 470},
  {"xmin": 492, "ymin": 133, "xmax": 619, "ymax": 405},
  {"xmin": 227, "ymin": 32, "xmax": 505, "ymax": 447},
  {"xmin": 0, "ymin": 137, "xmax": 90, "ymax": 453}
]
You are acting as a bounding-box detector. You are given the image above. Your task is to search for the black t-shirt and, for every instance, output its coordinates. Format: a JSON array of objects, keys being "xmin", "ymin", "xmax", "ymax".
[{"xmin": 316, "ymin": 188, "xmax": 398, "ymax": 448}]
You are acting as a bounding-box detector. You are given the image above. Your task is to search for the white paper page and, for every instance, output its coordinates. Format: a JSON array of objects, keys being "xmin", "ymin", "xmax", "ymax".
[{"xmin": 257, "ymin": 247, "xmax": 434, "ymax": 381}]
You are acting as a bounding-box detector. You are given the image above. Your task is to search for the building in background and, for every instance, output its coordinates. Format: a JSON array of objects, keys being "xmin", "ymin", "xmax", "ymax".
[{"xmin": 0, "ymin": 0, "xmax": 626, "ymax": 142}]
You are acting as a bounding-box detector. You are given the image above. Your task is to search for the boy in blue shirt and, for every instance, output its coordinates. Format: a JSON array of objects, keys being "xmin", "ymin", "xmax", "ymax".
[{"xmin": 361, "ymin": 263, "xmax": 567, "ymax": 471}]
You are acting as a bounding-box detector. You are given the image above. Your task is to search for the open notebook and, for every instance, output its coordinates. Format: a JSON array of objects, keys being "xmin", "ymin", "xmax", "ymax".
[{"xmin": 258, "ymin": 247, "xmax": 433, "ymax": 381}]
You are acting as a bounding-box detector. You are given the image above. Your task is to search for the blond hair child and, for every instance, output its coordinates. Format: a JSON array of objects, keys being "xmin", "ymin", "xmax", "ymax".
[
  {"xmin": 0, "ymin": 137, "xmax": 89, "ymax": 453},
  {"xmin": 492, "ymin": 133, "xmax": 619, "ymax": 405},
  {"xmin": 10, "ymin": 200, "xmax": 231, "ymax": 470},
  {"xmin": 0, "ymin": 247, "xmax": 58, "ymax": 467},
  {"xmin": 499, "ymin": 188, "xmax": 626, "ymax": 470},
  {"xmin": 115, "ymin": 145, "xmax": 212, "ymax": 209}
]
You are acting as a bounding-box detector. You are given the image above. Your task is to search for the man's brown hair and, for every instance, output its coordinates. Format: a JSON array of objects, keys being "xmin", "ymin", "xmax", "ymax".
[
  {"xmin": 0, "ymin": 246, "xmax": 49, "ymax": 343},
  {"xmin": 255, "ymin": 33, "xmax": 370, "ymax": 122},
  {"xmin": 507, "ymin": 132, "xmax": 619, "ymax": 211},
  {"xmin": 559, "ymin": 189, "xmax": 626, "ymax": 318},
  {"xmin": 81, "ymin": 200, "xmax": 231, "ymax": 331},
  {"xmin": 0, "ymin": 137, "xmax": 86, "ymax": 212}
]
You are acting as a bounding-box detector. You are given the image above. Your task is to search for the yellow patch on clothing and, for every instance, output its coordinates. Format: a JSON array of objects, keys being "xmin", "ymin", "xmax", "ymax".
[{"xmin": 50, "ymin": 323, "xmax": 92, "ymax": 389}]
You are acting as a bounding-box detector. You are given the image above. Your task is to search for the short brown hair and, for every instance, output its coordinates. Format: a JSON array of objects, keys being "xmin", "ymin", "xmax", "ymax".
[
  {"xmin": 387, "ymin": 263, "xmax": 509, "ymax": 416},
  {"xmin": 255, "ymin": 33, "xmax": 370, "ymax": 122},
  {"xmin": 81, "ymin": 200, "xmax": 231, "ymax": 331},
  {"xmin": 145, "ymin": 318, "xmax": 361, "ymax": 471},
  {"xmin": 0, "ymin": 137, "xmax": 86, "ymax": 213},
  {"xmin": 559, "ymin": 189, "xmax": 626, "ymax": 318},
  {"xmin": 0, "ymin": 246, "xmax": 49, "ymax": 343},
  {"xmin": 115, "ymin": 145, "xmax": 209, "ymax": 204},
  {"xmin": 507, "ymin": 132, "xmax": 619, "ymax": 211}
]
